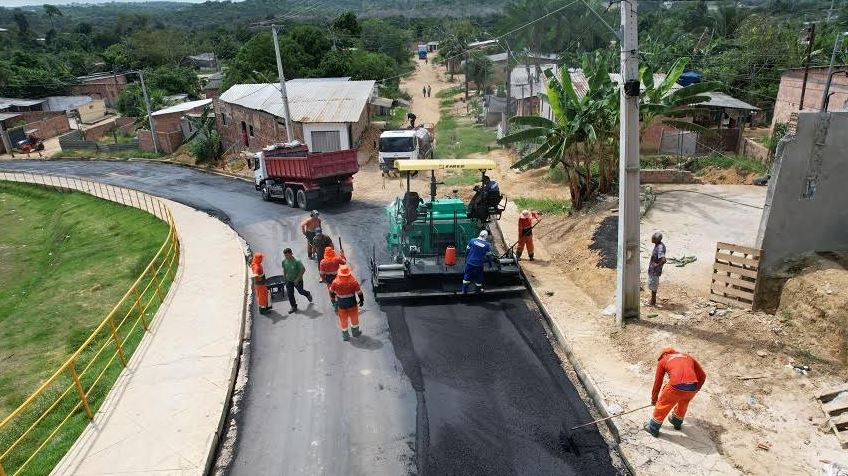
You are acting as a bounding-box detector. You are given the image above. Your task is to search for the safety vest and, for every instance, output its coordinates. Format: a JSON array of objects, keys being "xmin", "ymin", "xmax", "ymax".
[
  {"xmin": 251, "ymin": 264, "xmax": 266, "ymax": 285},
  {"xmin": 330, "ymin": 277, "xmax": 361, "ymax": 309}
]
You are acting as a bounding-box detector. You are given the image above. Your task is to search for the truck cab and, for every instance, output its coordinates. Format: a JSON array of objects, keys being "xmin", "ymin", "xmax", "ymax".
[
  {"xmin": 379, "ymin": 129, "xmax": 433, "ymax": 173},
  {"xmin": 417, "ymin": 44, "xmax": 428, "ymax": 60}
]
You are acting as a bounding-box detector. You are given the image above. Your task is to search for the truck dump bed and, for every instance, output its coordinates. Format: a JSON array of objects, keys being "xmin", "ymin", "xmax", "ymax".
[{"xmin": 264, "ymin": 145, "xmax": 358, "ymax": 180}]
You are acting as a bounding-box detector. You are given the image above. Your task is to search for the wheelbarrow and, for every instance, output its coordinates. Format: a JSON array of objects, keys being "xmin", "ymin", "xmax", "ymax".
[{"xmin": 265, "ymin": 275, "xmax": 287, "ymax": 302}]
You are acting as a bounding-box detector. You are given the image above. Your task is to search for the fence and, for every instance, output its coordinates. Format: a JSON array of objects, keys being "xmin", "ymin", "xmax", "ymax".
[
  {"xmin": 0, "ymin": 172, "xmax": 180, "ymax": 476},
  {"xmin": 658, "ymin": 128, "xmax": 742, "ymax": 156},
  {"xmin": 58, "ymin": 131, "xmax": 140, "ymax": 153}
]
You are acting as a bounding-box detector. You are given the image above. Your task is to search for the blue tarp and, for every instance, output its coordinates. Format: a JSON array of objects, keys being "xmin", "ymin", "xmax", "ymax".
[{"xmin": 678, "ymin": 71, "xmax": 703, "ymax": 86}]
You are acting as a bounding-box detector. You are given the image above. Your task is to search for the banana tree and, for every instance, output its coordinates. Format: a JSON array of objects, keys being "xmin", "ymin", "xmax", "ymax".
[
  {"xmin": 498, "ymin": 52, "xmax": 618, "ymax": 209},
  {"xmin": 639, "ymin": 57, "xmax": 718, "ymax": 134}
]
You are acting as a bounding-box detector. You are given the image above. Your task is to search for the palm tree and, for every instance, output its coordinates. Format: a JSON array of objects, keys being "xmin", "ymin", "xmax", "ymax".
[{"xmin": 43, "ymin": 4, "xmax": 62, "ymax": 31}]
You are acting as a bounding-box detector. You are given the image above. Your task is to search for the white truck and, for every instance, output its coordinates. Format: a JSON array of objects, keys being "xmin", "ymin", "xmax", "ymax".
[{"xmin": 378, "ymin": 127, "xmax": 434, "ymax": 173}]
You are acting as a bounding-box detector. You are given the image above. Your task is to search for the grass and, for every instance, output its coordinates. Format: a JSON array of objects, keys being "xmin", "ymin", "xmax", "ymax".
[
  {"xmin": 640, "ymin": 153, "xmax": 767, "ymax": 175},
  {"xmin": 51, "ymin": 149, "xmax": 163, "ymax": 160},
  {"xmin": 0, "ymin": 182, "xmax": 173, "ymax": 475},
  {"xmin": 434, "ymin": 113, "xmax": 497, "ymax": 161},
  {"xmin": 435, "ymin": 85, "xmax": 463, "ymax": 99},
  {"xmin": 95, "ymin": 131, "xmax": 136, "ymax": 145},
  {"xmin": 443, "ymin": 170, "xmax": 481, "ymax": 186},
  {"xmin": 387, "ymin": 106, "xmax": 408, "ymax": 130},
  {"xmin": 513, "ymin": 196, "xmax": 572, "ymax": 215}
]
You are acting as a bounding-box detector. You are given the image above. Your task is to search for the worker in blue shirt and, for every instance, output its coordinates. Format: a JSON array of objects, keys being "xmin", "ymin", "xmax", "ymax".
[{"xmin": 462, "ymin": 230, "xmax": 492, "ymax": 294}]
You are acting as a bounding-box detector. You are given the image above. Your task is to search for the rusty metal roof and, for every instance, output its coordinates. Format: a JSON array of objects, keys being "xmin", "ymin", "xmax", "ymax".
[{"xmin": 219, "ymin": 79, "xmax": 375, "ymax": 123}]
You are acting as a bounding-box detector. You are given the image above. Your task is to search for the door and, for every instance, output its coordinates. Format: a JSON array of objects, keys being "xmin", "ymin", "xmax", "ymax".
[{"xmin": 311, "ymin": 130, "xmax": 342, "ymax": 152}]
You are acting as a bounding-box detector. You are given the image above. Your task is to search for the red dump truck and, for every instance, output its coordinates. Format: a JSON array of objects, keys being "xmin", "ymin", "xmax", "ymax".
[{"xmin": 252, "ymin": 142, "xmax": 359, "ymax": 209}]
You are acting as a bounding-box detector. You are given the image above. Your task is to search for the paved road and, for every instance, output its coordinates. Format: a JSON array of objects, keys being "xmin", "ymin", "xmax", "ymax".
[{"xmin": 1, "ymin": 161, "xmax": 616, "ymax": 475}]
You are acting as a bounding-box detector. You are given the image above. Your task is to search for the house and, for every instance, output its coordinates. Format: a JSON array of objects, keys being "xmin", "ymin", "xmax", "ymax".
[
  {"xmin": 772, "ymin": 65, "xmax": 848, "ymax": 127},
  {"xmin": 187, "ymin": 53, "xmax": 219, "ymax": 71},
  {"xmin": 138, "ymin": 98, "xmax": 213, "ymax": 153},
  {"xmin": 460, "ymin": 52, "xmax": 561, "ymax": 84},
  {"xmin": 216, "ymin": 78, "xmax": 375, "ymax": 153},
  {"xmin": 427, "ymin": 41, "xmax": 440, "ymax": 53},
  {"xmin": 370, "ymin": 97, "xmax": 393, "ymax": 117},
  {"xmin": 536, "ymin": 68, "xmax": 758, "ymax": 154},
  {"xmin": 0, "ymin": 97, "xmax": 46, "ymax": 112},
  {"xmin": 481, "ymin": 94, "xmax": 516, "ymax": 127},
  {"xmin": 201, "ymin": 72, "xmax": 224, "ymax": 99},
  {"xmin": 69, "ymin": 73, "xmax": 128, "ymax": 108},
  {"xmin": 43, "ymin": 96, "xmax": 108, "ymax": 124},
  {"xmin": 510, "ymin": 64, "xmax": 556, "ymax": 117}
]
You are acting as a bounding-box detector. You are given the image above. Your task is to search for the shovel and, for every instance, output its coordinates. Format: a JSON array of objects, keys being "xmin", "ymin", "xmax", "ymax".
[{"xmin": 559, "ymin": 404, "xmax": 653, "ymax": 454}]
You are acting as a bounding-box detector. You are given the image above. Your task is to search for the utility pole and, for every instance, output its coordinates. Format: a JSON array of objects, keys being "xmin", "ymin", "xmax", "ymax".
[
  {"xmin": 138, "ymin": 70, "xmax": 160, "ymax": 154},
  {"xmin": 821, "ymin": 32, "xmax": 846, "ymax": 112},
  {"xmin": 505, "ymin": 41, "xmax": 512, "ymax": 135},
  {"xmin": 799, "ymin": 23, "xmax": 816, "ymax": 110},
  {"xmin": 271, "ymin": 25, "xmax": 295, "ymax": 142},
  {"xmin": 616, "ymin": 0, "xmax": 640, "ymax": 326}
]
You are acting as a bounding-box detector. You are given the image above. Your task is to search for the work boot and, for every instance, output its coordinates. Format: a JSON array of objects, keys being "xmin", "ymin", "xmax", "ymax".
[
  {"xmin": 461, "ymin": 283, "xmax": 470, "ymax": 294},
  {"xmin": 475, "ymin": 284, "xmax": 483, "ymax": 294},
  {"xmin": 644, "ymin": 419, "xmax": 661, "ymax": 437},
  {"xmin": 528, "ymin": 253, "xmax": 534, "ymax": 261},
  {"xmin": 669, "ymin": 414, "xmax": 684, "ymax": 431},
  {"xmin": 351, "ymin": 326, "xmax": 362, "ymax": 337},
  {"xmin": 342, "ymin": 330, "xmax": 351, "ymax": 341},
  {"xmin": 516, "ymin": 251, "xmax": 522, "ymax": 261},
  {"xmin": 289, "ymin": 306, "xmax": 297, "ymax": 314},
  {"xmin": 306, "ymin": 291, "xmax": 313, "ymax": 303}
]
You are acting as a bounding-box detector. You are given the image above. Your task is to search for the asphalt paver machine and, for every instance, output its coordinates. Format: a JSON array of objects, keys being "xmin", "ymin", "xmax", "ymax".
[{"xmin": 370, "ymin": 159, "xmax": 524, "ymax": 301}]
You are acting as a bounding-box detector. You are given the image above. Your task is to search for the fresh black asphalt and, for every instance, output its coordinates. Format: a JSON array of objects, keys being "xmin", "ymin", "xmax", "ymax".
[{"xmin": 1, "ymin": 160, "xmax": 617, "ymax": 475}]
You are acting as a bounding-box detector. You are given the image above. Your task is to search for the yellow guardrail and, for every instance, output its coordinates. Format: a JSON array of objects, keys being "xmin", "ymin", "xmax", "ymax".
[{"xmin": 0, "ymin": 172, "xmax": 181, "ymax": 476}]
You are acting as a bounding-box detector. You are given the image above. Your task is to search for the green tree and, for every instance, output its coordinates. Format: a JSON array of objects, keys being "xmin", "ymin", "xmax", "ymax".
[
  {"xmin": 102, "ymin": 43, "xmax": 130, "ymax": 70},
  {"xmin": 43, "ymin": 4, "xmax": 63, "ymax": 31},
  {"xmin": 223, "ymin": 31, "xmax": 309, "ymax": 88},
  {"xmin": 332, "ymin": 12, "xmax": 360, "ymax": 37},
  {"xmin": 145, "ymin": 65, "xmax": 200, "ymax": 97},
  {"xmin": 13, "ymin": 11, "xmax": 29, "ymax": 37},
  {"xmin": 185, "ymin": 106, "xmax": 223, "ymax": 164},
  {"xmin": 360, "ymin": 18, "xmax": 411, "ymax": 66},
  {"xmin": 466, "ymin": 52, "xmax": 494, "ymax": 95},
  {"xmin": 116, "ymin": 83, "xmax": 165, "ymax": 118}
]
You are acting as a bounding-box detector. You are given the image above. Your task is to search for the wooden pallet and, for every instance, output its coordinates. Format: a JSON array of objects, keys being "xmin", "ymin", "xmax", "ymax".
[
  {"xmin": 710, "ymin": 242, "xmax": 761, "ymax": 310},
  {"xmin": 817, "ymin": 383, "xmax": 848, "ymax": 448}
]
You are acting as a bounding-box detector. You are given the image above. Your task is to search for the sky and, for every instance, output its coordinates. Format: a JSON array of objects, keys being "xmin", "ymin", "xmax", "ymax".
[{"xmin": 3, "ymin": 0, "xmax": 234, "ymax": 7}]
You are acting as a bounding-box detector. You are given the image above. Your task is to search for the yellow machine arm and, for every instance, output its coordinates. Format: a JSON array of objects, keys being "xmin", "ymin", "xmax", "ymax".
[{"xmin": 395, "ymin": 159, "xmax": 496, "ymax": 171}]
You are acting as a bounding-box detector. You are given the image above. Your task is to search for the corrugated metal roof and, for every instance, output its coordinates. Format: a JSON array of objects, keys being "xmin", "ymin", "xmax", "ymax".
[
  {"xmin": 0, "ymin": 97, "xmax": 46, "ymax": 109},
  {"xmin": 695, "ymin": 92, "xmax": 760, "ymax": 111},
  {"xmin": 219, "ymin": 79, "xmax": 376, "ymax": 123},
  {"xmin": 152, "ymin": 98, "xmax": 212, "ymax": 117},
  {"xmin": 44, "ymin": 96, "xmax": 92, "ymax": 112},
  {"xmin": 510, "ymin": 64, "xmax": 557, "ymax": 99},
  {"xmin": 370, "ymin": 97, "xmax": 393, "ymax": 108},
  {"xmin": 0, "ymin": 112, "xmax": 22, "ymax": 121}
]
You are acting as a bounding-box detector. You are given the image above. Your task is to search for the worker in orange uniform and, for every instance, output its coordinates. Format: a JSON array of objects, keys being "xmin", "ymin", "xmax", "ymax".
[
  {"xmin": 645, "ymin": 347, "xmax": 707, "ymax": 437},
  {"xmin": 516, "ymin": 209, "xmax": 540, "ymax": 261},
  {"xmin": 319, "ymin": 247, "xmax": 346, "ymax": 287},
  {"xmin": 250, "ymin": 253, "xmax": 271, "ymax": 314},
  {"xmin": 329, "ymin": 265, "xmax": 365, "ymax": 341}
]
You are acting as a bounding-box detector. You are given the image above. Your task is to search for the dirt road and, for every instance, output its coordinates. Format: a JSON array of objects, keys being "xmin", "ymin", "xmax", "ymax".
[{"xmin": 400, "ymin": 61, "xmax": 451, "ymax": 126}]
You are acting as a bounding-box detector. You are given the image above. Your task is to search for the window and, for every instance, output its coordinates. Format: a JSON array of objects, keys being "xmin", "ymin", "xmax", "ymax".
[
  {"xmin": 311, "ymin": 130, "xmax": 342, "ymax": 152},
  {"xmin": 249, "ymin": 125, "xmax": 255, "ymax": 137},
  {"xmin": 221, "ymin": 113, "xmax": 228, "ymax": 126}
]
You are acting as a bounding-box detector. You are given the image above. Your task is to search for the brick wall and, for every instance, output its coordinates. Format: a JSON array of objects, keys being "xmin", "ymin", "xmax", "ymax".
[
  {"xmin": 773, "ymin": 68, "xmax": 848, "ymax": 128},
  {"xmin": 350, "ymin": 103, "xmax": 369, "ymax": 148},
  {"xmin": 215, "ymin": 101, "xmax": 304, "ymax": 151},
  {"xmin": 20, "ymin": 112, "xmax": 70, "ymax": 139},
  {"xmin": 69, "ymin": 75, "xmax": 128, "ymax": 108},
  {"xmin": 81, "ymin": 116, "xmax": 137, "ymax": 141},
  {"xmin": 642, "ymin": 119, "xmax": 682, "ymax": 153},
  {"xmin": 640, "ymin": 169, "xmax": 699, "ymax": 184},
  {"xmin": 138, "ymin": 129, "xmax": 184, "ymax": 154}
]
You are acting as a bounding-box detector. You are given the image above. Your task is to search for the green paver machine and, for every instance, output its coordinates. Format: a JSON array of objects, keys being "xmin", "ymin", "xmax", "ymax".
[{"xmin": 370, "ymin": 159, "xmax": 524, "ymax": 301}]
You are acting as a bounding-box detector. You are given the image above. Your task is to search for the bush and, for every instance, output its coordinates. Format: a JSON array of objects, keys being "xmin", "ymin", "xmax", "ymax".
[{"xmin": 188, "ymin": 131, "xmax": 223, "ymax": 164}]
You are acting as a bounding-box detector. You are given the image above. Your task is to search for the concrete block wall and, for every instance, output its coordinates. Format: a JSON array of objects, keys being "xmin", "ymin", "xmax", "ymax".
[
  {"xmin": 139, "ymin": 129, "xmax": 184, "ymax": 154},
  {"xmin": 773, "ymin": 69, "xmax": 848, "ymax": 128},
  {"xmin": 756, "ymin": 112, "xmax": 848, "ymax": 273},
  {"xmin": 742, "ymin": 138, "xmax": 769, "ymax": 163}
]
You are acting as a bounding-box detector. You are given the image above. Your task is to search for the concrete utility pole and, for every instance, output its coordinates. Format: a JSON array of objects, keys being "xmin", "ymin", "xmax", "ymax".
[
  {"xmin": 138, "ymin": 70, "xmax": 160, "ymax": 154},
  {"xmin": 821, "ymin": 31, "xmax": 846, "ymax": 111},
  {"xmin": 616, "ymin": 0, "xmax": 640, "ymax": 326},
  {"xmin": 505, "ymin": 42, "xmax": 512, "ymax": 135},
  {"xmin": 799, "ymin": 23, "xmax": 816, "ymax": 111},
  {"xmin": 271, "ymin": 25, "xmax": 295, "ymax": 142}
]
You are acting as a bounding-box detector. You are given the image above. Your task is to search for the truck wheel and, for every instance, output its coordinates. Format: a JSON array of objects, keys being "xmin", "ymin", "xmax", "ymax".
[
  {"xmin": 296, "ymin": 189, "xmax": 310, "ymax": 209},
  {"xmin": 340, "ymin": 191, "xmax": 352, "ymax": 203},
  {"xmin": 284, "ymin": 187, "xmax": 297, "ymax": 208},
  {"xmin": 261, "ymin": 184, "xmax": 271, "ymax": 201}
]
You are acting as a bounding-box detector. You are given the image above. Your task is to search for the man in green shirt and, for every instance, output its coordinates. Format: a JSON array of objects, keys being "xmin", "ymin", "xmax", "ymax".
[{"xmin": 282, "ymin": 248, "xmax": 313, "ymax": 314}]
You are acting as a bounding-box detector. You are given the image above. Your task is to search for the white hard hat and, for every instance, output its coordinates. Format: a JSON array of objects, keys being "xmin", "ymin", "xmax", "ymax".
[{"xmin": 479, "ymin": 230, "xmax": 489, "ymax": 238}]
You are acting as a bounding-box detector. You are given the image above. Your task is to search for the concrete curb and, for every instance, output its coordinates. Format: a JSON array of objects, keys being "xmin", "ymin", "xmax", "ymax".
[{"xmin": 492, "ymin": 219, "xmax": 637, "ymax": 475}]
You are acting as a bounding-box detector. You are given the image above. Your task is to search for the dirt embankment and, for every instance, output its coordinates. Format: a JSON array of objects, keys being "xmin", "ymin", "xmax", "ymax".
[{"xmin": 698, "ymin": 166, "xmax": 758, "ymax": 185}]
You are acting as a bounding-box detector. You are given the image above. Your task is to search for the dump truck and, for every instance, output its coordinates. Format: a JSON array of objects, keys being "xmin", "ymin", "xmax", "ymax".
[
  {"xmin": 253, "ymin": 141, "xmax": 358, "ymax": 209},
  {"xmin": 378, "ymin": 126, "xmax": 433, "ymax": 174},
  {"xmin": 418, "ymin": 44, "xmax": 428, "ymax": 60}
]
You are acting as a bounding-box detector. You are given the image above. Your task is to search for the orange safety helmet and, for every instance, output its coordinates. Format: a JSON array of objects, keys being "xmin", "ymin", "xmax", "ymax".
[
  {"xmin": 337, "ymin": 264, "xmax": 352, "ymax": 277},
  {"xmin": 324, "ymin": 247, "xmax": 336, "ymax": 260},
  {"xmin": 658, "ymin": 347, "xmax": 677, "ymax": 360}
]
